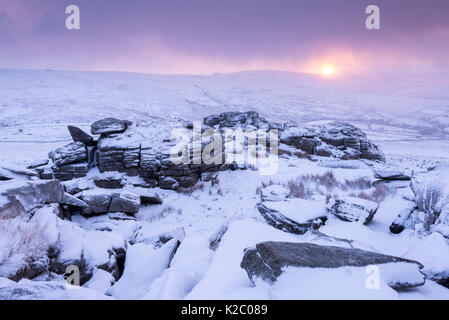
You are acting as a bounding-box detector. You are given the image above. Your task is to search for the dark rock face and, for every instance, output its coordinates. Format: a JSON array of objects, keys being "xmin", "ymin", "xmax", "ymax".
[
  {"xmin": 68, "ymin": 125, "xmax": 95, "ymax": 146},
  {"xmin": 49, "ymin": 142, "xmax": 87, "ymax": 167},
  {"xmin": 328, "ymin": 197, "xmax": 379, "ymax": 224},
  {"xmin": 257, "ymin": 202, "xmax": 327, "ymax": 235},
  {"xmin": 389, "ymin": 166, "xmax": 449, "ymax": 237},
  {"xmin": 91, "ymin": 118, "xmax": 128, "ymax": 135},
  {"xmin": 94, "ymin": 175, "xmax": 124, "ymax": 189},
  {"xmin": 241, "ymin": 241, "xmax": 425, "ymax": 289}
]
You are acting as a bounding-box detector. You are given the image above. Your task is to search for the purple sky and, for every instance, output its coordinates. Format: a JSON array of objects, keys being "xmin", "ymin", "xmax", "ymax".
[{"xmin": 1, "ymin": 0, "xmax": 448, "ymax": 74}]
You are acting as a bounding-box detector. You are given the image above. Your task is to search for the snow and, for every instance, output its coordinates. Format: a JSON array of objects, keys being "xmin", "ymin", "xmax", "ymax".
[
  {"xmin": 272, "ymin": 266, "xmax": 398, "ymax": 300},
  {"xmin": 0, "ymin": 216, "xmax": 48, "ymax": 279}
]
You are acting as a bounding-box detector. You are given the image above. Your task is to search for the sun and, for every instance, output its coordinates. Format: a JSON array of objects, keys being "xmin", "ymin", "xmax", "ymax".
[{"xmin": 320, "ymin": 65, "xmax": 336, "ymax": 77}]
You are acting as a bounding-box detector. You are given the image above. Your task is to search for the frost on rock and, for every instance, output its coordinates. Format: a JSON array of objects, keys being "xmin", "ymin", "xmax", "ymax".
[
  {"xmin": 260, "ymin": 185, "xmax": 290, "ymax": 202},
  {"xmin": 328, "ymin": 196, "xmax": 379, "ymax": 224},
  {"xmin": 279, "ymin": 122, "xmax": 384, "ymax": 161},
  {"xmin": 0, "ymin": 277, "xmax": 112, "ymax": 300},
  {"xmin": 241, "ymin": 241, "xmax": 425, "ymax": 289},
  {"xmin": 0, "ymin": 180, "xmax": 65, "ymax": 218},
  {"xmin": 49, "ymin": 142, "xmax": 87, "ymax": 167},
  {"xmin": 84, "ymin": 268, "xmax": 115, "ymax": 295},
  {"xmin": 403, "ymin": 232, "xmax": 449, "ymax": 286},
  {"xmin": 257, "ymin": 199, "xmax": 327, "ymax": 235}
]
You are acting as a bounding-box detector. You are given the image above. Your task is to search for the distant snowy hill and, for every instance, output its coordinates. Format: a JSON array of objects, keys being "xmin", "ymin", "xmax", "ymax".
[{"xmin": 0, "ymin": 69, "xmax": 448, "ymax": 141}]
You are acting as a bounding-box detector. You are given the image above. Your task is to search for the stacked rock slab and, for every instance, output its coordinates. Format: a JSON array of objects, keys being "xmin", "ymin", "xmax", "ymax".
[
  {"xmin": 241, "ymin": 241, "xmax": 425, "ymax": 289},
  {"xmin": 42, "ymin": 112, "xmax": 384, "ymax": 190},
  {"xmin": 42, "ymin": 126, "xmax": 97, "ymax": 181}
]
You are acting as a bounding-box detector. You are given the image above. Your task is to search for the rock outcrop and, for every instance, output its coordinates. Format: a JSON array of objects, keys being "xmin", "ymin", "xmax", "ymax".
[
  {"xmin": 389, "ymin": 166, "xmax": 449, "ymax": 237},
  {"xmin": 0, "ymin": 278, "xmax": 112, "ymax": 300},
  {"xmin": 0, "ymin": 180, "xmax": 65, "ymax": 218},
  {"xmin": 257, "ymin": 200, "xmax": 327, "ymax": 235},
  {"xmin": 67, "ymin": 125, "xmax": 95, "ymax": 146},
  {"xmin": 41, "ymin": 112, "xmax": 384, "ymax": 189},
  {"xmin": 328, "ymin": 196, "xmax": 379, "ymax": 224},
  {"xmin": 80, "ymin": 191, "xmax": 141, "ymax": 216},
  {"xmin": 280, "ymin": 122, "xmax": 384, "ymax": 161},
  {"xmin": 241, "ymin": 241, "xmax": 425, "ymax": 289},
  {"xmin": 91, "ymin": 118, "xmax": 129, "ymax": 135},
  {"xmin": 374, "ymin": 170, "xmax": 411, "ymax": 181}
]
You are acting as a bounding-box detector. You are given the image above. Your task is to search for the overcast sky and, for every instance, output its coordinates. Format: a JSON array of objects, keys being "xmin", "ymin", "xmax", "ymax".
[{"xmin": 1, "ymin": 0, "xmax": 448, "ymax": 74}]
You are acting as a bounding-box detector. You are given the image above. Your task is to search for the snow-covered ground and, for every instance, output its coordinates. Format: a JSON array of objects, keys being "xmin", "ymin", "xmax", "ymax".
[{"xmin": 1, "ymin": 69, "xmax": 449, "ymax": 300}]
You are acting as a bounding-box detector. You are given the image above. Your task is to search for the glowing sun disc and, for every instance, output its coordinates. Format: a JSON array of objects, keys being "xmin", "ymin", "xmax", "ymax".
[{"xmin": 320, "ymin": 65, "xmax": 336, "ymax": 76}]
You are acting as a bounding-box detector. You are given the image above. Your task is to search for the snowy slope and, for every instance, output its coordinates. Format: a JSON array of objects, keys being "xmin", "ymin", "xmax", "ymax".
[{"xmin": 1, "ymin": 69, "xmax": 448, "ymax": 141}]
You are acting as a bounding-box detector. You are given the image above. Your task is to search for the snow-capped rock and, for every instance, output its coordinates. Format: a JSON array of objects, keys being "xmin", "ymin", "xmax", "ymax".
[
  {"xmin": 60, "ymin": 193, "xmax": 89, "ymax": 208},
  {"xmin": 143, "ymin": 237, "xmax": 213, "ymax": 299},
  {"xmin": 241, "ymin": 241, "xmax": 425, "ymax": 289},
  {"xmin": 0, "ymin": 277, "xmax": 112, "ymax": 300},
  {"xmin": 80, "ymin": 190, "xmax": 141, "ymax": 216},
  {"xmin": 108, "ymin": 239, "xmax": 179, "ymax": 299},
  {"xmin": 84, "ymin": 269, "xmax": 115, "ymax": 295},
  {"xmin": 51, "ymin": 219, "xmax": 127, "ymax": 283},
  {"xmin": 91, "ymin": 118, "xmax": 129, "ymax": 135},
  {"xmin": 328, "ymin": 196, "xmax": 379, "ymax": 224},
  {"xmin": 403, "ymin": 232, "xmax": 449, "ymax": 287}
]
